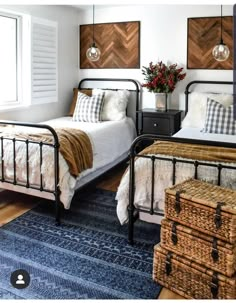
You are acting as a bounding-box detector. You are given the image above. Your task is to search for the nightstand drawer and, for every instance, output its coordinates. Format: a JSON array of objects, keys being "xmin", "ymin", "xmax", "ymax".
[{"xmin": 143, "ymin": 117, "xmax": 170, "ymax": 135}]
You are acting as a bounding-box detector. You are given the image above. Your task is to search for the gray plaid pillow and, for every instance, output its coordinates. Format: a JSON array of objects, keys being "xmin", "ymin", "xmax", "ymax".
[
  {"xmin": 73, "ymin": 92, "xmax": 105, "ymax": 123},
  {"xmin": 203, "ymin": 98, "xmax": 236, "ymax": 135}
]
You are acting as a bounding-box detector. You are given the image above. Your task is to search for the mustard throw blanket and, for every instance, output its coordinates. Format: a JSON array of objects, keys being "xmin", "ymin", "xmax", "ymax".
[
  {"xmin": 0, "ymin": 126, "xmax": 93, "ymax": 177},
  {"xmin": 140, "ymin": 140, "xmax": 236, "ymax": 163}
]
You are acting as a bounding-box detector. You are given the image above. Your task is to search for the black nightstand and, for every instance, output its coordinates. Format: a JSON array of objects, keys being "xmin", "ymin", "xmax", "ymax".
[{"xmin": 139, "ymin": 109, "xmax": 182, "ymax": 136}]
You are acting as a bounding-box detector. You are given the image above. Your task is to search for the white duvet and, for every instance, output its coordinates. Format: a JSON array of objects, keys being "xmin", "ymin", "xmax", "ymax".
[
  {"xmin": 116, "ymin": 128, "xmax": 236, "ymax": 225},
  {"xmin": 0, "ymin": 116, "xmax": 136, "ymax": 209}
]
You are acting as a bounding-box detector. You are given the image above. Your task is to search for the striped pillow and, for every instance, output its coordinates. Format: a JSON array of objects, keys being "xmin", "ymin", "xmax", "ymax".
[
  {"xmin": 72, "ymin": 92, "xmax": 105, "ymax": 123},
  {"xmin": 203, "ymin": 98, "xmax": 236, "ymax": 135}
]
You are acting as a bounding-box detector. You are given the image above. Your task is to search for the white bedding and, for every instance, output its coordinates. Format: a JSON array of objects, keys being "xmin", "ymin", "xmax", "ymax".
[
  {"xmin": 0, "ymin": 116, "xmax": 136, "ymax": 209},
  {"xmin": 174, "ymin": 127, "xmax": 236, "ymax": 143},
  {"xmin": 116, "ymin": 127, "xmax": 236, "ymax": 225}
]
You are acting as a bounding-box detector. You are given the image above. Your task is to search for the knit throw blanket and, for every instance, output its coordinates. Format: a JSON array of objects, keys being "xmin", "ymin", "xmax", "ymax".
[
  {"xmin": 0, "ymin": 126, "xmax": 93, "ymax": 177},
  {"xmin": 140, "ymin": 141, "xmax": 236, "ymax": 163}
]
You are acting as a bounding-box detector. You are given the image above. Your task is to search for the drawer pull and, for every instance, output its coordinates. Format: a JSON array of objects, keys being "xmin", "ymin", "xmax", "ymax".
[{"xmin": 153, "ymin": 123, "xmax": 158, "ymax": 127}]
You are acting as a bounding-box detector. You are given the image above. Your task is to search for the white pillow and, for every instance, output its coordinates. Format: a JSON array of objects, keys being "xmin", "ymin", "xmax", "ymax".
[
  {"xmin": 181, "ymin": 92, "xmax": 233, "ymax": 129},
  {"xmin": 92, "ymin": 89, "xmax": 130, "ymax": 121}
]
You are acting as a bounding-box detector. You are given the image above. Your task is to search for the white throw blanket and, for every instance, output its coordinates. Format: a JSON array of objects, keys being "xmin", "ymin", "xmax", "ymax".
[{"xmin": 116, "ymin": 154, "xmax": 236, "ymax": 225}]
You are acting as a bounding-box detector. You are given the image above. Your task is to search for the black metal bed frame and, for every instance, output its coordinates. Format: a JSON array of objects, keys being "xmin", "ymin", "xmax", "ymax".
[
  {"xmin": 128, "ymin": 80, "xmax": 235, "ymax": 244},
  {"xmin": 0, "ymin": 121, "xmax": 62, "ymax": 224},
  {"xmin": 0, "ymin": 78, "xmax": 141, "ymax": 225}
]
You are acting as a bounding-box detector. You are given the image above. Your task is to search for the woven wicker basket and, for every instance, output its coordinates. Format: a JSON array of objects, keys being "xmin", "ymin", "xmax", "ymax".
[
  {"xmin": 161, "ymin": 218, "xmax": 236, "ymax": 277},
  {"xmin": 153, "ymin": 244, "xmax": 236, "ymax": 299},
  {"xmin": 165, "ymin": 179, "xmax": 236, "ymax": 243}
]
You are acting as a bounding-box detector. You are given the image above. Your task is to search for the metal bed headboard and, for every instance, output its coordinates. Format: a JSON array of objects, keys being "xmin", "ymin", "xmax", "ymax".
[
  {"xmin": 184, "ymin": 80, "xmax": 233, "ymax": 115},
  {"xmin": 78, "ymin": 78, "xmax": 142, "ymax": 133}
]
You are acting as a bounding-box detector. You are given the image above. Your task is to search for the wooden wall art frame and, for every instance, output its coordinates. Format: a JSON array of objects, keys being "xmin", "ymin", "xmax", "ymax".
[
  {"xmin": 187, "ymin": 16, "xmax": 233, "ymax": 70},
  {"xmin": 80, "ymin": 21, "xmax": 140, "ymax": 69}
]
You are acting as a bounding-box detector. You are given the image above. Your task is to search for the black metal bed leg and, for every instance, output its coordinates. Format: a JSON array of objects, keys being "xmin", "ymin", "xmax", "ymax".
[
  {"xmin": 128, "ymin": 206, "xmax": 134, "ymax": 245},
  {"xmin": 55, "ymin": 201, "xmax": 61, "ymax": 225},
  {"xmin": 54, "ymin": 187, "xmax": 62, "ymax": 226}
]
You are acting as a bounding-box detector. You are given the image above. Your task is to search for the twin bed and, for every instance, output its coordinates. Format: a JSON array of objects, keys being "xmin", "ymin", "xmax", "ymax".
[
  {"xmin": 115, "ymin": 80, "xmax": 236, "ymax": 243},
  {"xmin": 0, "ymin": 78, "xmax": 140, "ymax": 223},
  {"xmin": 0, "ymin": 78, "xmax": 235, "ymax": 245}
]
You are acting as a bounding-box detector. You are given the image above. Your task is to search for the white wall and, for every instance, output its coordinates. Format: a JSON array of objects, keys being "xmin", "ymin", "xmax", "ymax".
[
  {"xmin": 78, "ymin": 4, "xmax": 233, "ymax": 110},
  {"xmin": 0, "ymin": 5, "xmax": 79, "ymax": 122}
]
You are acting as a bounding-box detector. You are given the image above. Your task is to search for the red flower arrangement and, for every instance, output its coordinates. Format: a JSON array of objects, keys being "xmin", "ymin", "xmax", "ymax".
[{"xmin": 142, "ymin": 61, "xmax": 186, "ymax": 93}]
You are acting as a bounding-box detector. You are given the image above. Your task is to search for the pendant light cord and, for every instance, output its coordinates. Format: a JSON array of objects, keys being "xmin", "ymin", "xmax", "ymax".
[
  {"xmin": 220, "ymin": 4, "xmax": 223, "ymax": 43},
  {"xmin": 92, "ymin": 4, "xmax": 95, "ymax": 44}
]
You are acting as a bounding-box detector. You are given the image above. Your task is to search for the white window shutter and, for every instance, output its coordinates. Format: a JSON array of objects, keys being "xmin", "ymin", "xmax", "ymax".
[{"xmin": 31, "ymin": 17, "xmax": 58, "ymax": 104}]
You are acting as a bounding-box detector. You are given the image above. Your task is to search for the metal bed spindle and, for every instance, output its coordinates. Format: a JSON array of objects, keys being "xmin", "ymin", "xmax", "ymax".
[
  {"xmin": 13, "ymin": 138, "xmax": 16, "ymax": 185},
  {"xmin": 1, "ymin": 137, "xmax": 4, "ymax": 182},
  {"xmin": 39, "ymin": 141, "xmax": 43, "ymax": 191},
  {"xmin": 26, "ymin": 139, "xmax": 29, "ymax": 188}
]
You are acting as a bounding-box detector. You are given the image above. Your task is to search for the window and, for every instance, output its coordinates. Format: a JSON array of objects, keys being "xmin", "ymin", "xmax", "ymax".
[
  {"xmin": 0, "ymin": 10, "xmax": 58, "ymax": 109},
  {"xmin": 0, "ymin": 13, "xmax": 18, "ymax": 105}
]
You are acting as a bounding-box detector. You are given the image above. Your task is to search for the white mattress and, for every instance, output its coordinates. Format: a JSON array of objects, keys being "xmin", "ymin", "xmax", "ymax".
[
  {"xmin": 1, "ymin": 117, "xmax": 136, "ymax": 209},
  {"xmin": 174, "ymin": 127, "xmax": 236, "ymax": 143}
]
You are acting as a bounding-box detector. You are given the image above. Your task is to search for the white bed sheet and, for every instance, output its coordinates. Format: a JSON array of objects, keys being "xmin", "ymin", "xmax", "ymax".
[
  {"xmin": 174, "ymin": 127, "xmax": 236, "ymax": 143},
  {"xmin": 44, "ymin": 116, "xmax": 136, "ymax": 177},
  {"xmin": 0, "ymin": 117, "xmax": 136, "ymax": 209}
]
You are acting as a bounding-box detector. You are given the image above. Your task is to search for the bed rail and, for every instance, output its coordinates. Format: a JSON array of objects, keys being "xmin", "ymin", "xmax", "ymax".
[{"xmin": 0, "ymin": 120, "xmax": 61, "ymax": 224}]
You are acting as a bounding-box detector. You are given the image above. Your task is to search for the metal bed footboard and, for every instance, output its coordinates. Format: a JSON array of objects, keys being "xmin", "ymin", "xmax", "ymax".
[
  {"xmin": 128, "ymin": 134, "xmax": 236, "ymax": 244},
  {"xmin": 0, "ymin": 120, "xmax": 61, "ymax": 224}
]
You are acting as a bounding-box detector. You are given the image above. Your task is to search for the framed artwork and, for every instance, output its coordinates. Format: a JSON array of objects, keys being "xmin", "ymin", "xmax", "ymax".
[
  {"xmin": 187, "ymin": 16, "xmax": 233, "ymax": 69},
  {"xmin": 80, "ymin": 21, "xmax": 140, "ymax": 69}
]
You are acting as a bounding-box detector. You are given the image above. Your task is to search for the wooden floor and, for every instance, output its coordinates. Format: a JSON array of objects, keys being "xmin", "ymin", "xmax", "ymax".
[{"xmin": 0, "ymin": 163, "xmax": 184, "ymax": 300}]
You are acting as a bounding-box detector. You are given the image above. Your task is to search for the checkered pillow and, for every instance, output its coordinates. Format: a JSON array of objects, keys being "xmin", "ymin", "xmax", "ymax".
[
  {"xmin": 203, "ymin": 98, "xmax": 236, "ymax": 135},
  {"xmin": 72, "ymin": 92, "xmax": 105, "ymax": 123}
]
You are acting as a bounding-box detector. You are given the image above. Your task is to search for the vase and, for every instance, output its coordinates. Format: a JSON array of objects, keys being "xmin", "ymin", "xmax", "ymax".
[{"xmin": 154, "ymin": 93, "xmax": 168, "ymax": 111}]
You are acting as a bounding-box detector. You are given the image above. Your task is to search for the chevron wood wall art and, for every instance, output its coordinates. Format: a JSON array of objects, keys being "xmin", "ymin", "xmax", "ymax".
[
  {"xmin": 187, "ymin": 16, "xmax": 233, "ymax": 69},
  {"xmin": 80, "ymin": 21, "xmax": 140, "ymax": 69}
]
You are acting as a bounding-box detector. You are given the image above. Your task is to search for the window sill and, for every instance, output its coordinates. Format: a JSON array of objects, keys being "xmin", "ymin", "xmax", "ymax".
[
  {"xmin": 0, "ymin": 104, "xmax": 31, "ymax": 113},
  {"xmin": 0, "ymin": 100, "xmax": 57, "ymax": 113}
]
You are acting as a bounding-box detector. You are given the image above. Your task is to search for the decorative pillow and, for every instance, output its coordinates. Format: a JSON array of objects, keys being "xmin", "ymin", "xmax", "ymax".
[
  {"xmin": 92, "ymin": 89, "xmax": 130, "ymax": 121},
  {"xmin": 72, "ymin": 92, "xmax": 105, "ymax": 123},
  {"xmin": 181, "ymin": 92, "xmax": 233, "ymax": 129},
  {"xmin": 68, "ymin": 88, "xmax": 92, "ymax": 116},
  {"xmin": 203, "ymin": 98, "xmax": 236, "ymax": 135}
]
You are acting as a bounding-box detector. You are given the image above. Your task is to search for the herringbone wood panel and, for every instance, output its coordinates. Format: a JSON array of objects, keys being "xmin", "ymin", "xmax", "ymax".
[
  {"xmin": 80, "ymin": 21, "xmax": 140, "ymax": 69},
  {"xmin": 187, "ymin": 16, "xmax": 233, "ymax": 69}
]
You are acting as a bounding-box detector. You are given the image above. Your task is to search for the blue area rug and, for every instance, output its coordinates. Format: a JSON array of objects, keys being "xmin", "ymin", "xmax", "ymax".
[{"xmin": 0, "ymin": 188, "xmax": 161, "ymax": 299}]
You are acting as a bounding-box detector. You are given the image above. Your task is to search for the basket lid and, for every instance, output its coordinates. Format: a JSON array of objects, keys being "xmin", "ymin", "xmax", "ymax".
[{"xmin": 165, "ymin": 179, "xmax": 236, "ymax": 215}]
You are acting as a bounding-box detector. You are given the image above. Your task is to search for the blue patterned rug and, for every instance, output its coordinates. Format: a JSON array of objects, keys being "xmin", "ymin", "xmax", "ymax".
[{"xmin": 0, "ymin": 188, "xmax": 161, "ymax": 299}]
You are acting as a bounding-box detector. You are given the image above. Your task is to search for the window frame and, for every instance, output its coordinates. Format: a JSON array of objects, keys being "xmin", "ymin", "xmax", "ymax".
[
  {"xmin": 0, "ymin": 11, "xmax": 21, "ymax": 106},
  {"xmin": 0, "ymin": 9, "xmax": 58, "ymax": 112}
]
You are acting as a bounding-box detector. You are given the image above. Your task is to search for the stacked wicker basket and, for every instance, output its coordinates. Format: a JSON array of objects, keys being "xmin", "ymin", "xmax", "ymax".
[{"xmin": 153, "ymin": 178, "xmax": 236, "ymax": 299}]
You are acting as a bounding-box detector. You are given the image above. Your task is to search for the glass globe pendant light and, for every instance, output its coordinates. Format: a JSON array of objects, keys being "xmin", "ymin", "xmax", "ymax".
[
  {"xmin": 212, "ymin": 5, "xmax": 230, "ymax": 62},
  {"xmin": 86, "ymin": 5, "xmax": 101, "ymax": 62}
]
